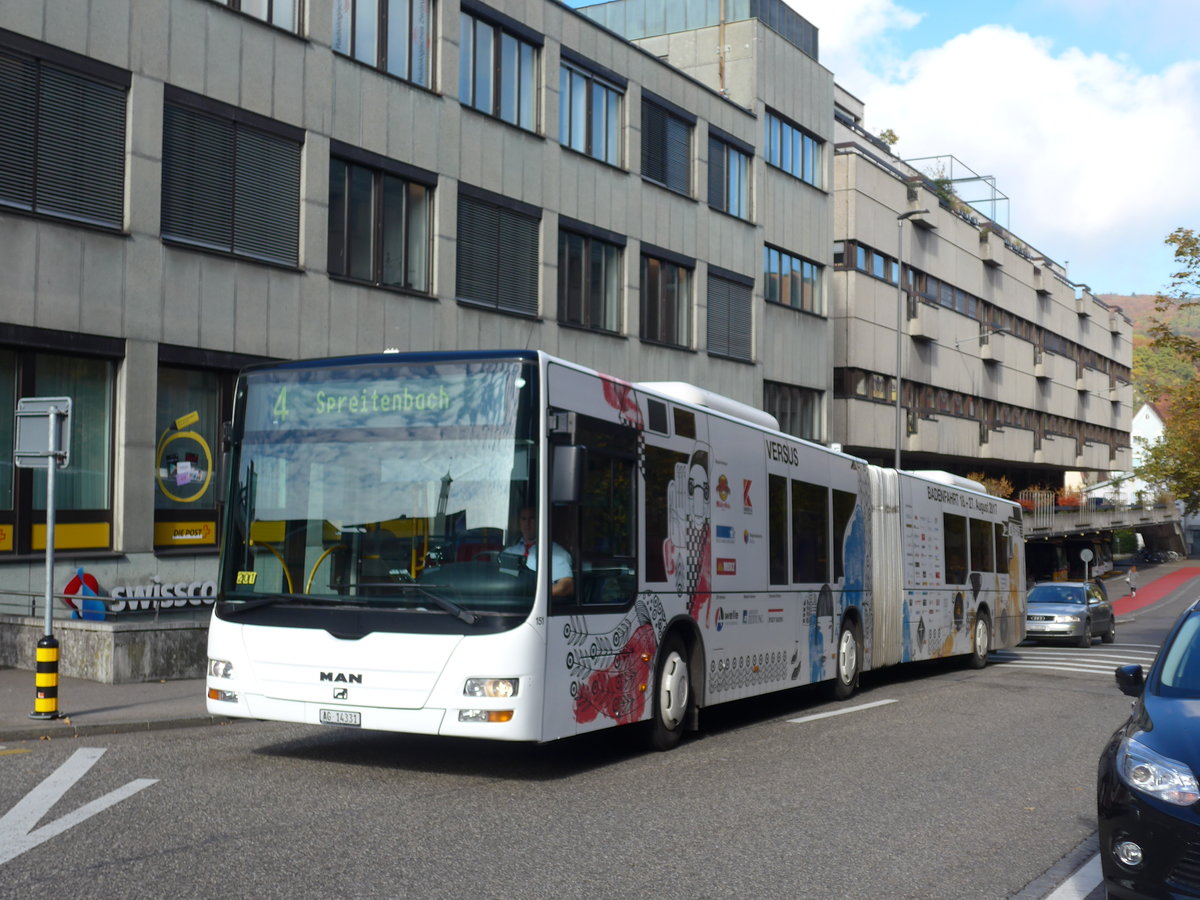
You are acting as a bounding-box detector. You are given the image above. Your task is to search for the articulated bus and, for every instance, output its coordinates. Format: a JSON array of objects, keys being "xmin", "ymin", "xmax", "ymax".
[{"xmin": 206, "ymin": 350, "xmax": 1026, "ymax": 749}]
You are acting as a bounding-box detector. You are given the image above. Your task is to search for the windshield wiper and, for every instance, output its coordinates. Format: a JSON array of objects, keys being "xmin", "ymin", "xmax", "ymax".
[
  {"xmin": 220, "ymin": 594, "xmax": 295, "ymax": 616},
  {"xmin": 392, "ymin": 582, "xmax": 478, "ymax": 625}
]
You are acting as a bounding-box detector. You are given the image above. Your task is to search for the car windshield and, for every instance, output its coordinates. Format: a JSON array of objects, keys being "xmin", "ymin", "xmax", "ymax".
[
  {"xmin": 1028, "ymin": 585, "xmax": 1085, "ymax": 605},
  {"xmin": 1158, "ymin": 614, "xmax": 1200, "ymax": 698}
]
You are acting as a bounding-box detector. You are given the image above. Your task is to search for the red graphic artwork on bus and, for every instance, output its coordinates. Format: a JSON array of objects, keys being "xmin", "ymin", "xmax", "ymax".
[
  {"xmin": 600, "ymin": 376, "xmax": 644, "ymax": 429},
  {"xmin": 574, "ymin": 622, "xmax": 656, "ymax": 725}
]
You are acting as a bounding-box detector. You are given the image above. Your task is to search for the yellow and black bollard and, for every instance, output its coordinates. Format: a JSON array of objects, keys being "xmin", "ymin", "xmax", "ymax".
[{"xmin": 30, "ymin": 634, "xmax": 63, "ymax": 720}]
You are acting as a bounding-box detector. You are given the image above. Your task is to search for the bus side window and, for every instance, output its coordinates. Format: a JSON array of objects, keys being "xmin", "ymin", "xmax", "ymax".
[{"xmin": 943, "ymin": 513, "xmax": 968, "ymax": 584}]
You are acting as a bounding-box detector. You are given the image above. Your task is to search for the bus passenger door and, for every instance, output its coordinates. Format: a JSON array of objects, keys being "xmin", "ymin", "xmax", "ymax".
[{"xmin": 545, "ymin": 413, "xmax": 644, "ymax": 740}]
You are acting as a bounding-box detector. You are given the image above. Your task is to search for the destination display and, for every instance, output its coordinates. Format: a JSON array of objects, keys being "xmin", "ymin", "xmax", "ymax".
[{"xmin": 242, "ymin": 363, "xmax": 522, "ymax": 432}]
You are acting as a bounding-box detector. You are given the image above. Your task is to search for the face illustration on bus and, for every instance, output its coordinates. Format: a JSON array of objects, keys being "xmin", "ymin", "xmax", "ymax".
[
  {"xmin": 687, "ymin": 460, "xmax": 709, "ymax": 522},
  {"xmin": 663, "ymin": 446, "xmax": 713, "ymax": 625}
]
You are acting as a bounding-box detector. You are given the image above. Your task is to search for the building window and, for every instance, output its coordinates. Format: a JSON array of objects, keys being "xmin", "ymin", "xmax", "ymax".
[
  {"xmin": 707, "ymin": 271, "xmax": 753, "ymax": 362},
  {"xmin": 456, "ymin": 189, "xmax": 539, "ymax": 316},
  {"xmin": 0, "ymin": 338, "xmax": 119, "ymax": 556},
  {"xmin": 764, "ymin": 109, "xmax": 822, "ymax": 188},
  {"xmin": 332, "ymin": 0, "xmax": 433, "ymax": 85},
  {"xmin": 558, "ymin": 229, "xmax": 622, "ymax": 333},
  {"xmin": 764, "ymin": 246, "xmax": 823, "ymax": 315},
  {"xmin": 213, "ymin": 0, "xmax": 302, "ymax": 33},
  {"xmin": 559, "ymin": 62, "xmax": 622, "ymax": 165},
  {"xmin": 708, "ymin": 135, "xmax": 750, "ymax": 219},
  {"xmin": 0, "ymin": 41, "xmax": 128, "ymax": 229},
  {"xmin": 641, "ymin": 253, "xmax": 692, "ymax": 348},
  {"xmin": 764, "ymin": 380, "xmax": 822, "ymax": 443},
  {"xmin": 0, "ymin": 350, "xmax": 12, "ymax": 515},
  {"xmin": 161, "ymin": 92, "xmax": 302, "ymax": 267},
  {"xmin": 459, "ymin": 10, "xmax": 538, "ymax": 131},
  {"xmin": 641, "ymin": 98, "xmax": 692, "ymax": 195},
  {"xmin": 328, "ymin": 154, "xmax": 432, "ymax": 292}
]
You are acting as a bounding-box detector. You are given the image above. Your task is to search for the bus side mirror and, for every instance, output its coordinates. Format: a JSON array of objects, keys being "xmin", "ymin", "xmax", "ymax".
[{"xmin": 551, "ymin": 445, "xmax": 585, "ymax": 504}]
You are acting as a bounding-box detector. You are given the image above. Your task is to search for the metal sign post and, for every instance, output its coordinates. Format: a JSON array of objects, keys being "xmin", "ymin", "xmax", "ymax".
[
  {"xmin": 16, "ymin": 397, "xmax": 72, "ymax": 719},
  {"xmin": 1080, "ymin": 547, "xmax": 1094, "ymax": 586}
]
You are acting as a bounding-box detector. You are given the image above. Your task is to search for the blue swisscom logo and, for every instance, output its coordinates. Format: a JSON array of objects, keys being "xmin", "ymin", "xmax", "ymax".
[{"xmin": 714, "ymin": 525, "xmax": 735, "ymax": 543}]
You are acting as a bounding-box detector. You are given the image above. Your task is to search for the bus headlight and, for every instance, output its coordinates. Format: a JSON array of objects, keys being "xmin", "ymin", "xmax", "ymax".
[
  {"xmin": 208, "ymin": 658, "xmax": 234, "ymax": 679},
  {"xmin": 464, "ymin": 677, "xmax": 519, "ymax": 698}
]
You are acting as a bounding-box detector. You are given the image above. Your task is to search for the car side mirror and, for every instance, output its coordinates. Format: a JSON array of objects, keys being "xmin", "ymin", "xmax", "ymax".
[{"xmin": 1115, "ymin": 664, "xmax": 1144, "ymax": 697}]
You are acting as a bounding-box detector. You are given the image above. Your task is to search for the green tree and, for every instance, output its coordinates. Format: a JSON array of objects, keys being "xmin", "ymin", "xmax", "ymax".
[{"xmin": 1138, "ymin": 228, "xmax": 1200, "ymax": 512}]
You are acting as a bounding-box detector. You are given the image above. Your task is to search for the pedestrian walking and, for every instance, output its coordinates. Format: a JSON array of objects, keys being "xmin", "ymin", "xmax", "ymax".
[{"xmin": 1128, "ymin": 565, "xmax": 1138, "ymax": 598}]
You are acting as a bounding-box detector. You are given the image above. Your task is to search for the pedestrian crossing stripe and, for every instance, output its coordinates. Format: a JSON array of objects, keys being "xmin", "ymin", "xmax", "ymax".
[{"xmin": 991, "ymin": 645, "xmax": 1158, "ymax": 677}]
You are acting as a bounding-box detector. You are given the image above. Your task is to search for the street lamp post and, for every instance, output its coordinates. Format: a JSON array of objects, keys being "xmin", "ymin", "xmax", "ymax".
[{"xmin": 895, "ymin": 209, "xmax": 929, "ymax": 471}]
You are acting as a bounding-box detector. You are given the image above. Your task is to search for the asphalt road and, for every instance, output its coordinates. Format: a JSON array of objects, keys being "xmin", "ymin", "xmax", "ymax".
[{"xmin": 2, "ymin": 579, "xmax": 1194, "ymax": 900}]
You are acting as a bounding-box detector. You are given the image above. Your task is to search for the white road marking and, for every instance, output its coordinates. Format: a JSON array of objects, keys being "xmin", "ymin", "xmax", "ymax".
[
  {"xmin": 1044, "ymin": 853, "xmax": 1102, "ymax": 900},
  {"xmin": 787, "ymin": 698, "xmax": 898, "ymax": 724},
  {"xmin": 0, "ymin": 747, "xmax": 157, "ymax": 866},
  {"xmin": 991, "ymin": 646, "xmax": 1158, "ymax": 679}
]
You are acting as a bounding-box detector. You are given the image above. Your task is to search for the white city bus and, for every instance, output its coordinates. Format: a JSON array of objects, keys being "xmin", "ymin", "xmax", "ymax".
[{"xmin": 206, "ymin": 350, "xmax": 1025, "ymax": 749}]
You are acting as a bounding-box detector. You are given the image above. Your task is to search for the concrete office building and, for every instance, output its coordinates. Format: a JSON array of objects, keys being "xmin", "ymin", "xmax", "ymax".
[
  {"xmin": 0, "ymin": 0, "xmax": 1134, "ymax": 677},
  {"xmin": 583, "ymin": 1, "xmax": 1135, "ymax": 491},
  {"xmin": 0, "ymin": 0, "xmax": 836, "ymax": 655},
  {"xmin": 828, "ymin": 89, "xmax": 1133, "ymax": 486}
]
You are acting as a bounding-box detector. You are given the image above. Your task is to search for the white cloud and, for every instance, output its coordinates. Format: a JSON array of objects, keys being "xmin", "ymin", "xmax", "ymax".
[{"xmin": 784, "ymin": 1, "xmax": 1200, "ymax": 293}]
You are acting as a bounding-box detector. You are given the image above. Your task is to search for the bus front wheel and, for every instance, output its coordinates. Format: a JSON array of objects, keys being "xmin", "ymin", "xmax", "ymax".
[
  {"xmin": 968, "ymin": 612, "xmax": 991, "ymax": 669},
  {"xmin": 831, "ymin": 619, "xmax": 861, "ymax": 700},
  {"xmin": 648, "ymin": 633, "xmax": 691, "ymax": 751}
]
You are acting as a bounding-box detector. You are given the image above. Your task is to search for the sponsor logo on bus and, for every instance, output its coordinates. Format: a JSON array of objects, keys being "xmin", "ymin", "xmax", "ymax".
[
  {"xmin": 714, "ymin": 607, "xmax": 740, "ymax": 631},
  {"xmin": 714, "ymin": 525, "xmax": 735, "ymax": 543},
  {"xmin": 742, "ymin": 609, "xmax": 763, "ymax": 625},
  {"xmin": 743, "ymin": 529, "xmax": 763, "ymax": 544},
  {"xmin": 715, "ymin": 474, "xmax": 732, "ymax": 509},
  {"xmin": 768, "ymin": 608, "xmax": 785, "ymax": 623},
  {"xmin": 743, "ymin": 480, "xmax": 753, "ymax": 513},
  {"xmin": 716, "ymin": 558, "xmax": 737, "ymax": 576}
]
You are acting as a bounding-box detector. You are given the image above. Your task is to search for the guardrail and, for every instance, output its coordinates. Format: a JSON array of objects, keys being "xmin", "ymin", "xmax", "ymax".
[
  {"xmin": 0, "ymin": 589, "xmax": 212, "ymax": 625},
  {"xmin": 1019, "ymin": 489, "xmax": 1182, "ymax": 537}
]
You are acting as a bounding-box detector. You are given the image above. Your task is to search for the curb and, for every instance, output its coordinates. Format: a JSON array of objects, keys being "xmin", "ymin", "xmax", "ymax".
[
  {"xmin": 1, "ymin": 714, "xmax": 242, "ymax": 744},
  {"xmin": 1011, "ymin": 831, "xmax": 1098, "ymax": 900}
]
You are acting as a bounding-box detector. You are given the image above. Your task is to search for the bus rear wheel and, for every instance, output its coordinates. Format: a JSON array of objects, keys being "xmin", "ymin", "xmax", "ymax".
[
  {"xmin": 831, "ymin": 619, "xmax": 861, "ymax": 700},
  {"xmin": 968, "ymin": 612, "xmax": 991, "ymax": 669},
  {"xmin": 648, "ymin": 633, "xmax": 691, "ymax": 751}
]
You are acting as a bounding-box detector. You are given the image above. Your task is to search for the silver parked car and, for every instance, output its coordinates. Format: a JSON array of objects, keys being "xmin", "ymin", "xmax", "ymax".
[{"xmin": 1026, "ymin": 581, "xmax": 1116, "ymax": 647}]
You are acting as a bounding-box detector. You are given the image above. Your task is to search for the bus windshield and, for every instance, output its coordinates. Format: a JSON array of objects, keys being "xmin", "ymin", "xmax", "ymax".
[{"xmin": 218, "ymin": 358, "xmax": 539, "ymax": 626}]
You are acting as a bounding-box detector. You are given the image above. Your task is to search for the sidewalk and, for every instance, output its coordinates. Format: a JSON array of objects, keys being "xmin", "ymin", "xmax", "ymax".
[
  {"xmin": 4, "ymin": 560, "xmax": 1199, "ymax": 744},
  {"xmin": 1107, "ymin": 559, "xmax": 1200, "ymax": 618},
  {"xmin": 0, "ymin": 670, "xmax": 221, "ymax": 743}
]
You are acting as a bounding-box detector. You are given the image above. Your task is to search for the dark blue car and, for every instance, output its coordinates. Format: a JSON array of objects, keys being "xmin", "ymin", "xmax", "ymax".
[{"xmin": 1098, "ymin": 598, "xmax": 1200, "ymax": 898}]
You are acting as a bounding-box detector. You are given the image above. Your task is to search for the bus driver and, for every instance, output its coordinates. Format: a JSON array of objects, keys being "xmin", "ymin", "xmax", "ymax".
[{"xmin": 505, "ymin": 506, "xmax": 574, "ymax": 598}]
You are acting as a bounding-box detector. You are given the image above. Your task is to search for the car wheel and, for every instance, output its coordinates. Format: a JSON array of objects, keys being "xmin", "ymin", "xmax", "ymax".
[
  {"xmin": 831, "ymin": 618, "xmax": 861, "ymax": 700},
  {"xmin": 967, "ymin": 611, "xmax": 991, "ymax": 669},
  {"xmin": 1077, "ymin": 620, "xmax": 1092, "ymax": 648},
  {"xmin": 648, "ymin": 633, "xmax": 691, "ymax": 751},
  {"xmin": 1102, "ymin": 616, "xmax": 1116, "ymax": 644}
]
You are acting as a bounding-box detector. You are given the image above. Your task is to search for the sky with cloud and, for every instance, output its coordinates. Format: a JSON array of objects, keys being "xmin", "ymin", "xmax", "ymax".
[
  {"xmin": 569, "ymin": 0, "xmax": 1200, "ymax": 296},
  {"xmin": 786, "ymin": 0, "xmax": 1200, "ymax": 297}
]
